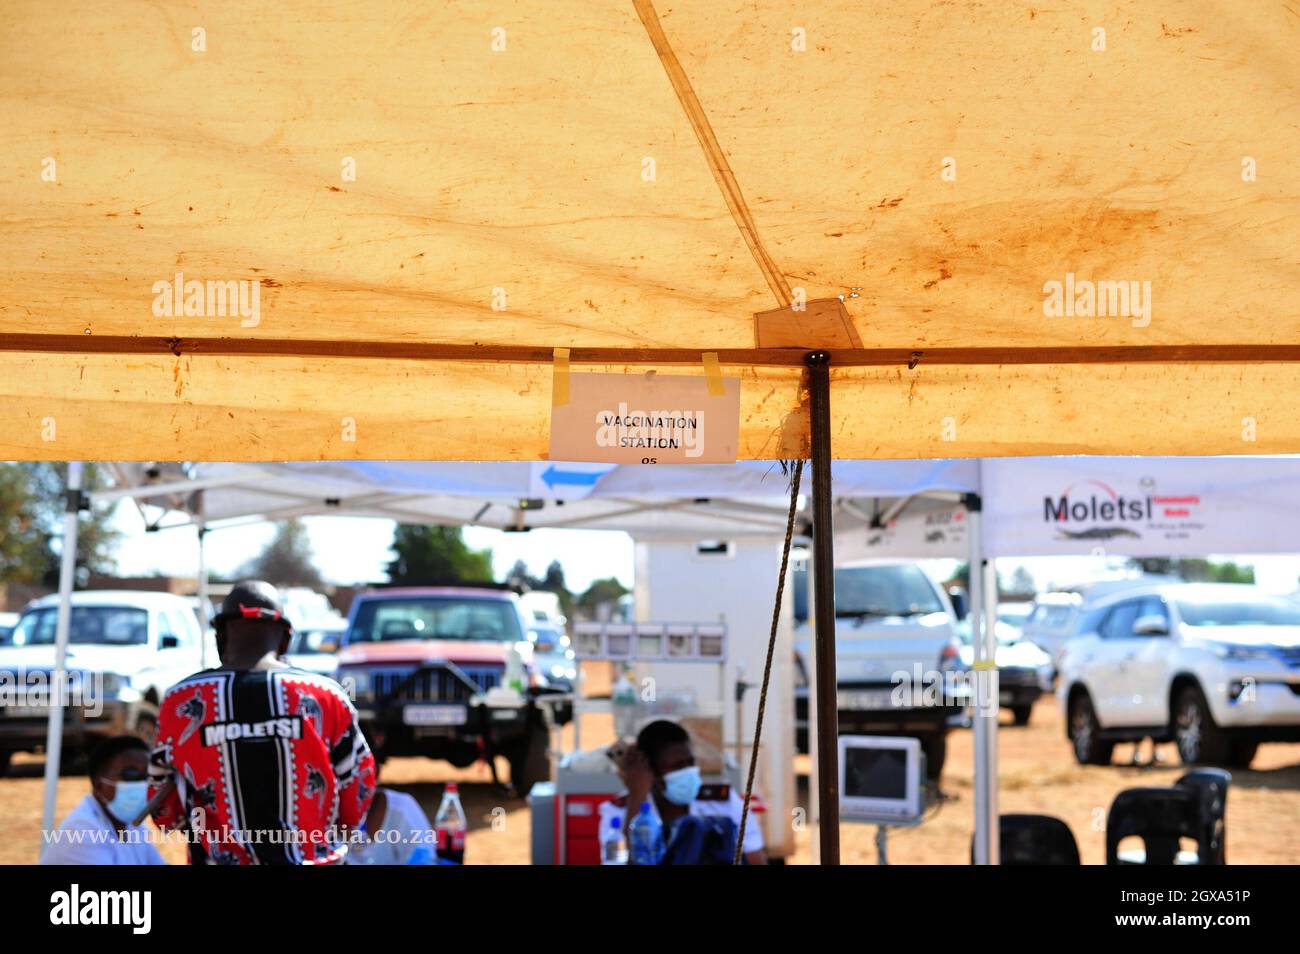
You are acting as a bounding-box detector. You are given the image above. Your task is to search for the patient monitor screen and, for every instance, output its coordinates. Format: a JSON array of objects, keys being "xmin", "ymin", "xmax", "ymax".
[{"xmin": 844, "ymin": 747, "xmax": 907, "ymax": 800}]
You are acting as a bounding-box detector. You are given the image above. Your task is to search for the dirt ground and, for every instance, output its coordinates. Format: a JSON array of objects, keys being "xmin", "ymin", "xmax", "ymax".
[{"xmin": 4, "ymin": 695, "xmax": 1298, "ymax": 865}]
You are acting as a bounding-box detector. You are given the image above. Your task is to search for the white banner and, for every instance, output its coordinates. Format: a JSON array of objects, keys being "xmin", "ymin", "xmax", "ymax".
[
  {"xmin": 982, "ymin": 457, "xmax": 1300, "ymax": 557},
  {"xmin": 834, "ymin": 499, "xmax": 971, "ymax": 561}
]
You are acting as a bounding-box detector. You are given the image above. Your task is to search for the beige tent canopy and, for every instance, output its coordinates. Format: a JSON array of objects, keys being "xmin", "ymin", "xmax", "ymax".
[{"xmin": 2, "ymin": 0, "xmax": 1297, "ymax": 460}]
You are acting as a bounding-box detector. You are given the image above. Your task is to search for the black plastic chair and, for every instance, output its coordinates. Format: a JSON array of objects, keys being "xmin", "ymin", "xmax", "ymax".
[
  {"xmin": 970, "ymin": 814, "xmax": 1080, "ymax": 864},
  {"xmin": 1106, "ymin": 787, "xmax": 1206, "ymax": 864},
  {"xmin": 1175, "ymin": 768, "xmax": 1231, "ymax": 865}
]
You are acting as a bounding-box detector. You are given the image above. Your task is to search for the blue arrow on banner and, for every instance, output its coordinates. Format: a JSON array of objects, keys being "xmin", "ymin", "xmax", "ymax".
[{"xmin": 540, "ymin": 465, "xmax": 606, "ymax": 489}]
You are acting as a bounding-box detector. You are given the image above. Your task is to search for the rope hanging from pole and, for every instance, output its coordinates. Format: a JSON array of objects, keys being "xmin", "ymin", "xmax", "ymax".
[{"xmin": 734, "ymin": 459, "xmax": 803, "ymax": 865}]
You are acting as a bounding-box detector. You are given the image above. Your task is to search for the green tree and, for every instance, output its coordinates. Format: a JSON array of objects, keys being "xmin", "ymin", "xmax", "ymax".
[
  {"xmin": 1127, "ymin": 557, "xmax": 1254, "ymax": 584},
  {"xmin": 505, "ymin": 559, "xmax": 539, "ymax": 590},
  {"xmin": 541, "ymin": 560, "xmax": 574, "ymax": 618},
  {"xmin": 1009, "ymin": 566, "xmax": 1037, "ymax": 596},
  {"xmin": 0, "ymin": 463, "xmax": 120, "ymax": 587},
  {"xmin": 239, "ymin": 519, "xmax": 323, "ymax": 586},
  {"xmin": 542, "ymin": 560, "xmax": 567, "ymax": 593},
  {"xmin": 576, "ymin": 576, "xmax": 629, "ymax": 617},
  {"xmin": 0, "ymin": 465, "xmax": 49, "ymax": 584},
  {"xmin": 386, "ymin": 525, "xmax": 493, "ymax": 584}
]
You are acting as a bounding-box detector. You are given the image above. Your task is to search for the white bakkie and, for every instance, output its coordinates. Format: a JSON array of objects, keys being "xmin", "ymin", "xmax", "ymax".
[
  {"xmin": 794, "ymin": 560, "xmax": 963, "ymax": 780},
  {"xmin": 1058, "ymin": 583, "xmax": 1300, "ymax": 768},
  {"xmin": 0, "ymin": 591, "xmax": 208, "ymax": 774}
]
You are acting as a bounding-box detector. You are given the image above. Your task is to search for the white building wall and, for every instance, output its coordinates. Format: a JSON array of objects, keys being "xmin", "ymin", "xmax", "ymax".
[{"xmin": 630, "ymin": 536, "xmax": 796, "ymax": 858}]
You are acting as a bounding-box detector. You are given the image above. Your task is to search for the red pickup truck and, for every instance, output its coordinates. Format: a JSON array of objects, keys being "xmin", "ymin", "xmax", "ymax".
[{"xmin": 337, "ymin": 586, "xmax": 566, "ymax": 796}]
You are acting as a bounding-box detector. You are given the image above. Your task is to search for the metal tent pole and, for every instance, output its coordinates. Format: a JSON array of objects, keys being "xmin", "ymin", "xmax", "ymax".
[
  {"xmin": 965, "ymin": 487, "xmax": 1000, "ymax": 864},
  {"xmin": 41, "ymin": 461, "xmax": 84, "ymax": 838},
  {"xmin": 195, "ymin": 490, "xmax": 212, "ymax": 668},
  {"xmin": 805, "ymin": 549, "xmax": 821, "ymax": 865},
  {"xmin": 982, "ymin": 555, "xmax": 1001, "ymax": 864},
  {"xmin": 805, "ymin": 351, "xmax": 839, "ymax": 865}
]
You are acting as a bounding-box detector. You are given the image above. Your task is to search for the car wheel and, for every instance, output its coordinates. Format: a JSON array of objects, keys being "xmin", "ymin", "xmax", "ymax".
[
  {"xmin": 1226, "ymin": 738, "xmax": 1258, "ymax": 769},
  {"xmin": 1174, "ymin": 685, "xmax": 1229, "ymax": 765},
  {"xmin": 921, "ymin": 733, "xmax": 946, "ymax": 781},
  {"xmin": 1011, "ymin": 704, "xmax": 1033, "ymax": 727},
  {"xmin": 0, "ymin": 751, "xmax": 10, "ymax": 777},
  {"xmin": 507, "ymin": 721, "xmax": 552, "ymax": 798},
  {"xmin": 445, "ymin": 751, "xmax": 477, "ymax": 769},
  {"xmin": 1069, "ymin": 693, "xmax": 1114, "ymax": 765}
]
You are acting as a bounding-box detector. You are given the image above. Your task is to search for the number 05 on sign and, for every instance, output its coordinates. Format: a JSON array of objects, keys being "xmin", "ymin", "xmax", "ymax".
[{"xmin": 549, "ymin": 371, "xmax": 740, "ymax": 464}]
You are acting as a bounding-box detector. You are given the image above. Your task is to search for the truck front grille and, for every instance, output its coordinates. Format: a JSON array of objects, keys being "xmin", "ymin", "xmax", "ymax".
[{"xmin": 369, "ymin": 666, "xmax": 501, "ymax": 703}]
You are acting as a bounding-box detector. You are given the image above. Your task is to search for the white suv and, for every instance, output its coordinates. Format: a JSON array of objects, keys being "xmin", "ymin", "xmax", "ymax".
[
  {"xmin": 1059, "ymin": 583, "xmax": 1300, "ymax": 768},
  {"xmin": 0, "ymin": 590, "xmax": 210, "ymax": 774}
]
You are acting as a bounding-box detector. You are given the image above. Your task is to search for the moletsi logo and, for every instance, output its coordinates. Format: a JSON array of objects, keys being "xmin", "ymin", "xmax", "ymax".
[
  {"xmin": 50, "ymin": 884, "xmax": 151, "ymax": 934},
  {"xmin": 1043, "ymin": 479, "xmax": 1201, "ymax": 540},
  {"xmin": 202, "ymin": 716, "xmax": 302, "ymax": 745}
]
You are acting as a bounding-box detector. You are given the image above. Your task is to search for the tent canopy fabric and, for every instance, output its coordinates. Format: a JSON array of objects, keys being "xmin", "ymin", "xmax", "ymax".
[
  {"xmin": 105, "ymin": 459, "xmax": 978, "ymax": 539},
  {"xmin": 3, "ymin": 1, "xmax": 1298, "ymax": 460},
  {"xmin": 104, "ymin": 456, "xmax": 1300, "ymax": 558}
]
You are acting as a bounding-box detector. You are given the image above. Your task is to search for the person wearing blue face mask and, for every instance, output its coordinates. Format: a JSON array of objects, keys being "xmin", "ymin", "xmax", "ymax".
[
  {"xmin": 40, "ymin": 735, "xmax": 167, "ymax": 865},
  {"xmin": 605, "ymin": 719, "xmax": 767, "ymax": 865}
]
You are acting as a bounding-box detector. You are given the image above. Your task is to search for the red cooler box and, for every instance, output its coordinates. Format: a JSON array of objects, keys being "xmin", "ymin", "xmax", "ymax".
[{"xmin": 528, "ymin": 771, "xmax": 623, "ymax": 864}]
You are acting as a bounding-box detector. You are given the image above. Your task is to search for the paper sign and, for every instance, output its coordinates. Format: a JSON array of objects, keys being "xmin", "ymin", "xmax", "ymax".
[{"xmin": 549, "ymin": 371, "xmax": 740, "ymax": 464}]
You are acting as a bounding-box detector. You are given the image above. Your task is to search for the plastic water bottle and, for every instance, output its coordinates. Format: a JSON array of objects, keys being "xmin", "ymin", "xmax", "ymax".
[
  {"xmin": 612, "ymin": 670, "xmax": 638, "ymax": 739},
  {"xmin": 627, "ymin": 802, "xmax": 663, "ymax": 866},
  {"xmin": 601, "ymin": 814, "xmax": 628, "ymax": 865},
  {"xmin": 504, "ymin": 645, "xmax": 527, "ymax": 693},
  {"xmin": 434, "ymin": 782, "xmax": 468, "ymax": 864}
]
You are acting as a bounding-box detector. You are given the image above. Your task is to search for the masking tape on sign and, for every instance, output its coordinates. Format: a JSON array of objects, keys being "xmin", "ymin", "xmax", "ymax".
[
  {"xmin": 552, "ymin": 348, "xmax": 571, "ymax": 407},
  {"xmin": 702, "ymin": 351, "xmax": 724, "ymax": 396}
]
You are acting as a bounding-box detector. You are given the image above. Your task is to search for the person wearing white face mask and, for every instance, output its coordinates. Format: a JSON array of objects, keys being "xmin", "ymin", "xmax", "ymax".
[
  {"xmin": 602, "ymin": 719, "xmax": 767, "ymax": 865},
  {"xmin": 40, "ymin": 735, "xmax": 167, "ymax": 865}
]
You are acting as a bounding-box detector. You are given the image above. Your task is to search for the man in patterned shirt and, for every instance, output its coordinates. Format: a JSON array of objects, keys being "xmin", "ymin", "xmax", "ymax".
[{"xmin": 148, "ymin": 580, "xmax": 376, "ymax": 864}]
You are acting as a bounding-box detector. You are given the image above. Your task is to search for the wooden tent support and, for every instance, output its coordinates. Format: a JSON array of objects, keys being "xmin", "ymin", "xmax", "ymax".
[{"xmin": 3, "ymin": 334, "xmax": 1300, "ymax": 368}]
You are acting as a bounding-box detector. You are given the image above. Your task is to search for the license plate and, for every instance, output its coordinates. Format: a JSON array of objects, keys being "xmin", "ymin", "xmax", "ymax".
[
  {"xmin": 403, "ymin": 704, "xmax": 467, "ymax": 727},
  {"xmin": 837, "ymin": 689, "xmax": 896, "ymax": 711}
]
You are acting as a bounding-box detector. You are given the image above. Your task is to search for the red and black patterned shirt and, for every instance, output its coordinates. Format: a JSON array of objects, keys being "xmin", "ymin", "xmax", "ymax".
[{"xmin": 148, "ymin": 666, "xmax": 376, "ymax": 865}]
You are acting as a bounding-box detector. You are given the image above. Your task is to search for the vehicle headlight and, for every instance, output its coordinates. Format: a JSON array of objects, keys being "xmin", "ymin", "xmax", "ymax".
[
  {"xmin": 345, "ymin": 670, "xmax": 371, "ymax": 696},
  {"xmin": 83, "ymin": 672, "xmax": 130, "ymax": 706}
]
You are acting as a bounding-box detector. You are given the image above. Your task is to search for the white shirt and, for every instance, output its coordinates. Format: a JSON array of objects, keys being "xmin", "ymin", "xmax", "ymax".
[
  {"xmin": 40, "ymin": 795, "xmax": 168, "ymax": 866},
  {"xmin": 348, "ymin": 789, "xmax": 437, "ymax": 865},
  {"xmin": 599, "ymin": 787, "xmax": 765, "ymax": 857}
]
